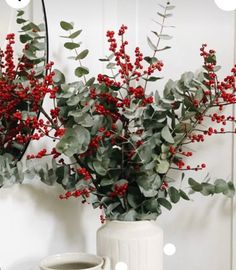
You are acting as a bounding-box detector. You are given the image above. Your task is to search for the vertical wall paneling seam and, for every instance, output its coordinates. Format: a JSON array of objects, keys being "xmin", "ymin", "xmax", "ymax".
[
  {"xmin": 29, "ymin": 1, "xmax": 33, "ymax": 23},
  {"xmin": 231, "ymin": 9, "xmax": 236, "ymax": 270},
  {"xmin": 135, "ymin": 0, "xmax": 139, "ymax": 88},
  {"xmin": 135, "ymin": 0, "xmax": 139, "ymax": 51},
  {"xmin": 102, "ymin": 0, "xmax": 105, "ymax": 74},
  {"xmin": 103, "ymin": 0, "xmax": 118, "ymax": 76},
  {"xmin": 7, "ymin": 9, "xmax": 14, "ymax": 36}
]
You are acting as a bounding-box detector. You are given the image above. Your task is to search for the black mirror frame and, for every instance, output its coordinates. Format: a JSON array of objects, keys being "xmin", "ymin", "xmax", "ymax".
[{"xmin": 19, "ymin": 0, "xmax": 49, "ymax": 161}]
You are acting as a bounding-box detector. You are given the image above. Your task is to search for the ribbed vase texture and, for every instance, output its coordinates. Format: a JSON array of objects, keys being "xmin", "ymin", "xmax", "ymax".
[{"xmin": 97, "ymin": 220, "xmax": 163, "ymax": 270}]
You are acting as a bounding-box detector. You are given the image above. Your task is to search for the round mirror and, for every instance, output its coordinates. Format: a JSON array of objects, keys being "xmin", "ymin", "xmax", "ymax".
[{"xmin": 0, "ymin": 0, "xmax": 48, "ymax": 161}]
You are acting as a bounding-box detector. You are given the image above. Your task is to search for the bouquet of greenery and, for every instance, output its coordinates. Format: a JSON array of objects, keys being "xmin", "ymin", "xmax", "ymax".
[
  {"xmin": 4, "ymin": 3, "xmax": 235, "ymax": 221},
  {"xmin": 26, "ymin": 2, "xmax": 235, "ymax": 221}
]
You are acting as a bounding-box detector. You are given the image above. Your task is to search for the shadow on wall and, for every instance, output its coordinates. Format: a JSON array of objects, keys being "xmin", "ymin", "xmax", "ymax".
[
  {"xmin": 7, "ymin": 257, "xmax": 42, "ymax": 270},
  {"xmin": 0, "ymin": 180, "xmax": 87, "ymax": 270}
]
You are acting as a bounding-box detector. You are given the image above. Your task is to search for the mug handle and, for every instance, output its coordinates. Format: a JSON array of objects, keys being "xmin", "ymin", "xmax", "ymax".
[{"xmin": 102, "ymin": 257, "xmax": 110, "ymax": 270}]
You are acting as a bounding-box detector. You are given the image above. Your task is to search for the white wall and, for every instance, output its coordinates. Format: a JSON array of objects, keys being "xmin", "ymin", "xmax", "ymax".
[{"xmin": 0, "ymin": 1, "xmax": 235, "ymax": 270}]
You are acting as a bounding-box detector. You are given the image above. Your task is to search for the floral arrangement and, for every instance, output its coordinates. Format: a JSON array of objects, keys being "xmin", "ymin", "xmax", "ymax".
[
  {"xmin": 1, "ymin": 3, "xmax": 235, "ymax": 221},
  {"xmin": 29, "ymin": 2, "xmax": 234, "ymax": 221}
]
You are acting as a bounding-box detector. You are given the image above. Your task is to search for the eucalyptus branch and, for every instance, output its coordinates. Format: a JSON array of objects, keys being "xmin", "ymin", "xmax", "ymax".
[
  {"xmin": 143, "ymin": 1, "xmax": 169, "ymax": 92},
  {"xmin": 169, "ymin": 167, "xmax": 203, "ymax": 171},
  {"xmin": 69, "ymin": 30, "xmax": 87, "ymax": 85}
]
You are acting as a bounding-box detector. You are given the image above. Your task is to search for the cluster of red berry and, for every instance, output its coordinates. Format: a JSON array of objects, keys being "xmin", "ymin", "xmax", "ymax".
[{"xmin": 109, "ymin": 183, "xmax": 129, "ymax": 198}]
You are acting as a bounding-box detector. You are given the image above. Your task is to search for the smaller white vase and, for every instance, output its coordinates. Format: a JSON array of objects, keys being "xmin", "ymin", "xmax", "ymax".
[{"xmin": 97, "ymin": 220, "xmax": 163, "ymax": 270}]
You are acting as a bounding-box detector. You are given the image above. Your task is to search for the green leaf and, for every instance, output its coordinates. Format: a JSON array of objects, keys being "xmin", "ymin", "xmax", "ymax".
[
  {"xmin": 156, "ymin": 159, "xmax": 170, "ymax": 174},
  {"xmin": 137, "ymin": 175, "xmax": 161, "ymax": 198},
  {"xmin": 127, "ymin": 190, "xmax": 142, "ymax": 209},
  {"xmin": 106, "ymin": 202, "xmax": 120, "ymax": 215},
  {"xmin": 53, "ymin": 69, "xmax": 66, "ymax": 84},
  {"xmin": 200, "ymin": 183, "xmax": 215, "ymax": 196},
  {"xmin": 214, "ymin": 179, "xmax": 228, "ymax": 193},
  {"xmin": 115, "ymin": 119, "xmax": 123, "ymax": 132},
  {"xmin": 17, "ymin": 18, "xmax": 27, "ymax": 24},
  {"xmin": 223, "ymin": 182, "xmax": 235, "ymax": 198},
  {"xmin": 174, "ymin": 123, "xmax": 192, "ymax": 133},
  {"xmin": 33, "ymin": 42, "xmax": 46, "ymax": 51},
  {"xmin": 158, "ymin": 34, "xmax": 173, "ymax": 40},
  {"xmin": 67, "ymin": 96, "xmax": 81, "ymax": 107},
  {"xmin": 120, "ymin": 210, "xmax": 138, "ymax": 221},
  {"xmin": 142, "ymin": 198, "xmax": 159, "ymax": 212},
  {"xmin": 213, "ymin": 65, "xmax": 221, "ymax": 72},
  {"xmin": 86, "ymin": 77, "xmax": 95, "ymax": 87},
  {"xmin": 60, "ymin": 21, "xmax": 74, "ymax": 31},
  {"xmin": 144, "ymin": 56, "xmax": 158, "ymax": 65},
  {"xmin": 76, "ymin": 49, "xmax": 89, "ymax": 60},
  {"xmin": 100, "ymin": 178, "xmax": 114, "ymax": 186},
  {"xmin": 75, "ymin": 66, "xmax": 89, "ymax": 77},
  {"xmin": 69, "ymin": 30, "xmax": 82, "ymax": 39},
  {"xmin": 64, "ymin": 42, "xmax": 80, "ymax": 50},
  {"xmin": 17, "ymin": 10, "xmax": 24, "ymax": 17},
  {"xmin": 136, "ymin": 144, "xmax": 152, "ymax": 164},
  {"xmin": 99, "ymin": 58, "xmax": 109, "ymax": 62},
  {"xmin": 74, "ymin": 113, "xmax": 94, "ymax": 127},
  {"xmin": 20, "ymin": 34, "xmax": 32, "ymax": 43},
  {"xmin": 168, "ymin": 186, "xmax": 180, "ymax": 203},
  {"xmin": 181, "ymin": 72, "xmax": 194, "ymax": 86},
  {"xmin": 23, "ymin": 50, "xmax": 37, "ymax": 60},
  {"xmin": 106, "ymin": 63, "xmax": 116, "ymax": 69},
  {"xmin": 165, "ymin": 13, "xmax": 173, "ymax": 18},
  {"xmin": 179, "ymin": 189, "xmax": 190, "ymax": 200},
  {"xmin": 206, "ymin": 55, "xmax": 216, "ymax": 64},
  {"xmin": 38, "ymin": 23, "xmax": 46, "ymax": 31},
  {"xmin": 188, "ymin": 178, "xmax": 203, "ymax": 192},
  {"xmin": 158, "ymin": 198, "xmax": 172, "ymax": 210},
  {"xmin": 147, "ymin": 37, "xmax": 157, "ymax": 51},
  {"xmin": 144, "ymin": 76, "xmax": 162, "ymax": 82},
  {"xmin": 155, "ymin": 91, "xmax": 161, "ymax": 104},
  {"xmin": 93, "ymin": 161, "xmax": 107, "ymax": 176},
  {"xmin": 157, "ymin": 12, "xmax": 166, "ymax": 18},
  {"xmin": 56, "ymin": 126, "xmax": 91, "ymax": 157},
  {"xmin": 195, "ymin": 89, "xmax": 204, "ymax": 102},
  {"xmin": 68, "ymin": 110, "xmax": 83, "ymax": 118},
  {"xmin": 161, "ymin": 126, "xmax": 174, "ymax": 144},
  {"xmin": 182, "ymin": 112, "xmax": 196, "ymax": 120},
  {"xmin": 157, "ymin": 46, "xmax": 171, "ymax": 52},
  {"xmin": 21, "ymin": 23, "xmax": 40, "ymax": 32}
]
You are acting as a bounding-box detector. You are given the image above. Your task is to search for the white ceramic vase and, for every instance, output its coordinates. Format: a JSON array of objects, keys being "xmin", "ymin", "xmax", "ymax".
[{"xmin": 97, "ymin": 220, "xmax": 163, "ymax": 270}]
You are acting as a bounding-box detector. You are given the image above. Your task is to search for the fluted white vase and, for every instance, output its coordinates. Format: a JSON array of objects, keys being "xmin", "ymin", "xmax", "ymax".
[{"xmin": 97, "ymin": 220, "xmax": 163, "ymax": 270}]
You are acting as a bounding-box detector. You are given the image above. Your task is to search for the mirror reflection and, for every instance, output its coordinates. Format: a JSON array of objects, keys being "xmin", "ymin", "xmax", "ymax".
[{"xmin": 0, "ymin": 0, "xmax": 48, "ymax": 161}]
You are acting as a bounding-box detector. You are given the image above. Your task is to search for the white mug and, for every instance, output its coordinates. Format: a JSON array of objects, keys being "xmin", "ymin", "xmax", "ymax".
[{"xmin": 40, "ymin": 252, "xmax": 110, "ymax": 270}]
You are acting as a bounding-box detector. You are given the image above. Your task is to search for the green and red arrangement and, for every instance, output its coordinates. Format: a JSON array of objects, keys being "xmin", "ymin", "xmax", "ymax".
[{"xmin": 1, "ymin": 3, "xmax": 235, "ymax": 221}]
